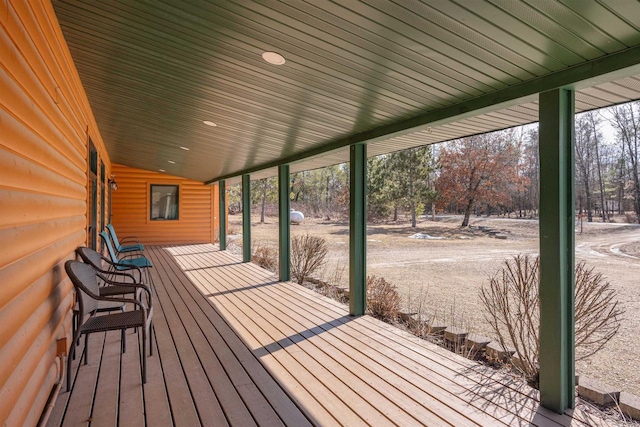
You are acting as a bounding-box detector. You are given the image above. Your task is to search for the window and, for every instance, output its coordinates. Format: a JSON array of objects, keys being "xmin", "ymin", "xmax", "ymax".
[{"xmin": 150, "ymin": 184, "xmax": 179, "ymax": 220}]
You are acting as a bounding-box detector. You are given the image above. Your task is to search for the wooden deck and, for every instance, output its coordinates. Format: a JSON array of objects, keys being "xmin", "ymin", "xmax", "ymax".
[{"xmin": 48, "ymin": 244, "xmax": 607, "ymax": 427}]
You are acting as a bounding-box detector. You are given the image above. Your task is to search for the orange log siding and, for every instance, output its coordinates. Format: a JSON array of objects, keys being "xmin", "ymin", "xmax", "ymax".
[
  {"xmin": 0, "ymin": 1, "xmax": 111, "ymax": 425},
  {"xmin": 111, "ymin": 164, "xmax": 220, "ymax": 246}
]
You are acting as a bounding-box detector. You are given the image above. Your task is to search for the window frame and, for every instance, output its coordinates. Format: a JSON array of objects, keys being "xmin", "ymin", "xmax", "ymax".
[{"xmin": 149, "ymin": 183, "xmax": 180, "ymax": 221}]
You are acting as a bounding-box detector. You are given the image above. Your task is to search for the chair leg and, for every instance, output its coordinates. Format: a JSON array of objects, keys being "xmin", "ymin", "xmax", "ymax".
[
  {"xmin": 149, "ymin": 322, "xmax": 154, "ymax": 356},
  {"xmin": 83, "ymin": 334, "xmax": 89, "ymax": 365},
  {"xmin": 72, "ymin": 312, "xmax": 76, "ymax": 347},
  {"xmin": 122, "ymin": 329, "xmax": 126, "ymax": 353},
  {"xmin": 66, "ymin": 343, "xmax": 73, "ymax": 392},
  {"xmin": 142, "ymin": 326, "xmax": 147, "ymax": 384}
]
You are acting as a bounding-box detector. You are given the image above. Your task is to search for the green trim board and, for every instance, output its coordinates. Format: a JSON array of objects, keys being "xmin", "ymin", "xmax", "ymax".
[
  {"xmin": 278, "ymin": 165, "xmax": 290, "ymax": 282},
  {"xmin": 219, "ymin": 180, "xmax": 226, "ymax": 251},
  {"xmin": 538, "ymin": 88, "xmax": 576, "ymax": 413},
  {"xmin": 207, "ymin": 46, "xmax": 640, "ymax": 185},
  {"xmin": 349, "ymin": 144, "xmax": 367, "ymax": 316},
  {"xmin": 242, "ymin": 174, "xmax": 251, "ymax": 263}
]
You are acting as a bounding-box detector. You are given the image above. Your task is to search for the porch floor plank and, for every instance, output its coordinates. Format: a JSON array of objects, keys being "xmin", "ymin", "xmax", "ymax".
[
  {"xmin": 118, "ymin": 325, "xmax": 145, "ymax": 426},
  {"xmin": 90, "ymin": 330, "xmax": 121, "ymax": 426},
  {"xmin": 52, "ymin": 244, "xmax": 609, "ymax": 427}
]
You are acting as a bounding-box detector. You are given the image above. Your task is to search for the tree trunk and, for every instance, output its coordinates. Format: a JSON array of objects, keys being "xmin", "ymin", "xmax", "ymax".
[
  {"xmin": 411, "ymin": 200, "xmax": 416, "ymax": 228},
  {"xmin": 462, "ymin": 198, "xmax": 474, "ymax": 227},
  {"xmin": 431, "ymin": 202, "xmax": 436, "ymax": 221},
  {"xmin": 585, "ymin": 181, "xmax": 593, "ymax": 222},
  {"xmin": 393, "ymin": 204, "xmax": 398, "ymax": 222},
  {"xmin": 260, "ymin": 183, "xmax": 267, "ymax": 223},
  {"xmin": 589, "ymin": 114, "xmax": 607, "ymax": 222},
  {"xmin": 325, "ymin": 176, "xmax": 330, "ymax": 210}
]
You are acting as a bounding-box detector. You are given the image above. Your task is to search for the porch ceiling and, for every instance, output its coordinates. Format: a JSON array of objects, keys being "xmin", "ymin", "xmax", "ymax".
[{"xmin": 52, "ymin": 0, "xmax": 640, "ymax": 184}]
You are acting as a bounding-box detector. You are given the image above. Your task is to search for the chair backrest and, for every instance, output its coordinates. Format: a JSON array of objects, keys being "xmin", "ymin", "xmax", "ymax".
[
  {"xmin": 106, "ymin": 224, "xmax": 121, "ymax": 249},
  {"xmin": 99, "ymin": 231, "xmax": 119, "ymax": 262},
  {"xmin": 65, "ymin": 260, "xmax": 100, "ymax": 317},
  {"xmin": 76, "ymin": 246, "xmax": 104, "ymax": 270}
]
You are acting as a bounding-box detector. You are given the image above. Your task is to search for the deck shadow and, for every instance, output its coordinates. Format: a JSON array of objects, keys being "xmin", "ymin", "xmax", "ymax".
[
  {"xmin": 203, "ymin": 280, "xmax": 281, "ymax": 297},
  {"xmin": 253, "ymin": 315, "xmax": 354, "ymax": 357}
]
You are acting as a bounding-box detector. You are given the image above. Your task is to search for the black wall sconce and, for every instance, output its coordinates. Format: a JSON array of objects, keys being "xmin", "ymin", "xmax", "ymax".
[{"xmin": 108, "ymin": 175, "xmax": 118, "ymax": 191}]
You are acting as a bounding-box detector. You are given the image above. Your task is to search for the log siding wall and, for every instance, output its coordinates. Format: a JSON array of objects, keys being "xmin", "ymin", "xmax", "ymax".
[
  {"xmin": 0, "ymin": 1, "xmax": 110, "ymax": 425},
  {"xmin": 111, "ymin": 164, "xmax": 219, "ymax": 246}
]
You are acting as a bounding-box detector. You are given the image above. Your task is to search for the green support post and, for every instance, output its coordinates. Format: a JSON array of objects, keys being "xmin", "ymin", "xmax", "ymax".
[
  {"xmin": 539, "ymin": 88, "xmax": 575, "ymax": 413},
  {"xmin": 242, "ymin": 174, "xmax": 251, "ymax": 262},
  {"xmin": 219, "ymin": 179, "xmax": 226, "ymax": 251},
  {"xmin": 349, "ymin": 143, "xmax": 367, "ymax": 316},
  {"xmin": 278, "ymin": 165, "xmax": 290, "ymax": 281}
]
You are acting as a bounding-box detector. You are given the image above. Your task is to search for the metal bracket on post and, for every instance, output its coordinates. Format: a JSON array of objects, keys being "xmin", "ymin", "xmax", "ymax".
[
  {"xmin": 349, "ymin": 143, "xmax": 367, "ymax": 316},
  {"xmin": 278, "ymin": 165, "xmax": 290, "ymax": 281},
  {"xmin": 242, "ymin": 174, "xmax": 251, "ymax": 262},
  {"xmin": 219, "ymin": 180, "xmax": 226, "ymax": 251},
  {"xmin": 539, "ymin": 88, "xmax": 576, "ymax": 413}
]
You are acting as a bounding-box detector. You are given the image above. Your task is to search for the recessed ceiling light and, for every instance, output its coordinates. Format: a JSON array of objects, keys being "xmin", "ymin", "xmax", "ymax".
[
  {"xmin": 180, "ymin": 146, "xmax": 190, "ymax": 151},
  {"xmin": 203, "ymin": 120, "xmax": 217, "ymax": 127},
  {"xmin": 159, "ymin": 169, "xmax": 165, "ymax": 172},
  {"xmin": 168, "ymin": 160, "xmax": 176, "ymax": 164},
  {"xmin": 262, "ymin": 51, "xmax": 286, "ymax": 65}
]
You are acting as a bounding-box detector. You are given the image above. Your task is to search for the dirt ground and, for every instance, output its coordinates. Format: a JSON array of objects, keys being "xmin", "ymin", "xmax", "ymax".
[{"xmin": 228, "ymin": 213, "xmax": 640, "ymax": 396}]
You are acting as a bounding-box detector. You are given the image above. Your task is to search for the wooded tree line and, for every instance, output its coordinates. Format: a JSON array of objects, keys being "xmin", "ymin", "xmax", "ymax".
[{"xmin": 230, "ymin": 101, "xmax": 640, "ymax": 225}]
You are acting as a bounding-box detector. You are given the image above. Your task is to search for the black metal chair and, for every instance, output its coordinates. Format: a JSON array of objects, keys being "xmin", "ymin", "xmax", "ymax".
[
  {"xmin": 64, "ymin": 261, "xmax": 153, "ymax": 392},
  {"xmin": 76, "ymin": 246, "xmax": 145, "ymax": 295},
  {"xmin": 73, "ymin": 246, "xmax": 151, "ymax": 348}
]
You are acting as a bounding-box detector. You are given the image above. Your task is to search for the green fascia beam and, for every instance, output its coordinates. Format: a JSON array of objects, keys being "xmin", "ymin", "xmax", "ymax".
[
  {"xmin": 242, "ymin": 174, "xmax": 251, "ymax": 262},
  {"xmin": 538, "ymin": 88, "xmax": 575, "ymax": 413},
  {"xmin": 219, "ymin": 179, "xmax": 226, "ymax": 251},
  {"xmin": 349, "ymin": 144, "xmax": 367, "ymax": 316},
  {"xmin": 278, "ymin": 164, "xmax": 290, "ymax": 282},
  {"xmin": 206, "ymin": 46, "xmax": 640, "ymax": 185}
]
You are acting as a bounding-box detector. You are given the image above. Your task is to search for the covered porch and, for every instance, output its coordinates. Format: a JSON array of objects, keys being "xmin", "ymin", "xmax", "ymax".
[{"xmin": 49, "ymin": 245, "xmax": 603, "ymax": 427}]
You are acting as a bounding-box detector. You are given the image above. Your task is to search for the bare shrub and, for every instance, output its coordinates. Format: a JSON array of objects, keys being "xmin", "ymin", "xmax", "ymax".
[
  {"xmin": 480, "ymin": 254, "xmax": 624, "ymax": 388},
  {"xmin": 367, "ymin": 275, "xmax": 400, "ymax": 322},
  {"xmin": 403, "ymin": 286, "xmax": 433, "ymax": 339},
  {"xmin": 252, "ymin": 242, "xmax": 278, "ymax": 273},
  {"xmin": 291, "ymin": 234, "xmax": 328, "ymax": 285},
  {"xmin": 574, "ymin": 263, "xmax": 624, "ymax": 361},
  {"xmin": 480, "ymin": 254, "xmax": 540, "ymax": 385}
]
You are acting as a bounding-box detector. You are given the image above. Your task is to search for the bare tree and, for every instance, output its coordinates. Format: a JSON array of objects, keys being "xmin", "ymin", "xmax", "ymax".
[
  {"xmin": 587, "ymin": 112, "xmax": 607, "ymax": 222},
  {"xmin": 437, "ymin": 131, "xmax": 521, "ymax": 227},
  {"xmin": 575, "ymin": 115, "xmax": 594, "ymax": 221},
  {"xmin": 610, "ymin": 102, "xmax": 640, "ymax": 223}
]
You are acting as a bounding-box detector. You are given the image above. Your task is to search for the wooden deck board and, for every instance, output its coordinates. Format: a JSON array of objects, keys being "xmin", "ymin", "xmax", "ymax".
[
  {"xmin": 152, "ymin": 251, "xmax": 258, "ymax": 427},
  {"xmin": 182, "ymin": 251, "xmax": 519, "ymax": 425},
  {"xmin": 217, "ymin": 254, "xmax": 586, "ymax": 427},
  {"xmin": 118, "ymin": 327, "xmax": 145, "ymax": 427},
  {"xmin": 182, "ymin": 252, "xmax": 479, "ymax": 427},
  {"xmin": 90, "ymin": 330, "xmax": 121, "ymax": 426},
  {"xmin": 184, "ymin": 266, "xmax": 400, "ymax": 427},
  {"xmin": 152, "ymin": 248, "xmax": 311, "ymax": 427},
  {"xmin": 53, "ymin": 244, "xmax": 607, "ymax": 427}
]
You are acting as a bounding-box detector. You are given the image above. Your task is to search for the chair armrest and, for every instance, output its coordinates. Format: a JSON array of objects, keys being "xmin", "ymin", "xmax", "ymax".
[
  {"xmin": 117, "ymin": 253, "xmax": 145, "ymax": 260},
  {"xmin": 97, "ymin": 272, "xmax": 152, "ymax": 308},
  {"xmin": 91, "ymin": 293, "xmax": 148, "ymax": 312},
  {"xmin": 119, "ymin": 236, "xmax": 142, "ymax": 244},
  {"xmin": 97, "ymin": 269, "xmax": 138, "ymax": 283},
  {"xmin": 106, "ymin": 259, "xmax": 144, "ymax": 282},
  {"xmin": 75, "ymin": 280, "xmax": 148, "ymax": 312}
]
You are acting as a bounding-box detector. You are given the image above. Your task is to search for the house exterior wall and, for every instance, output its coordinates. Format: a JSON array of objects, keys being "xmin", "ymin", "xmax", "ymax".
[
  {"xmin": 111, "ymin": 164, "xmax": 219, "ymax": 245},
  {"xmin": 0, "ymin": 1, "xmax": 111, "ymax": 425}
]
